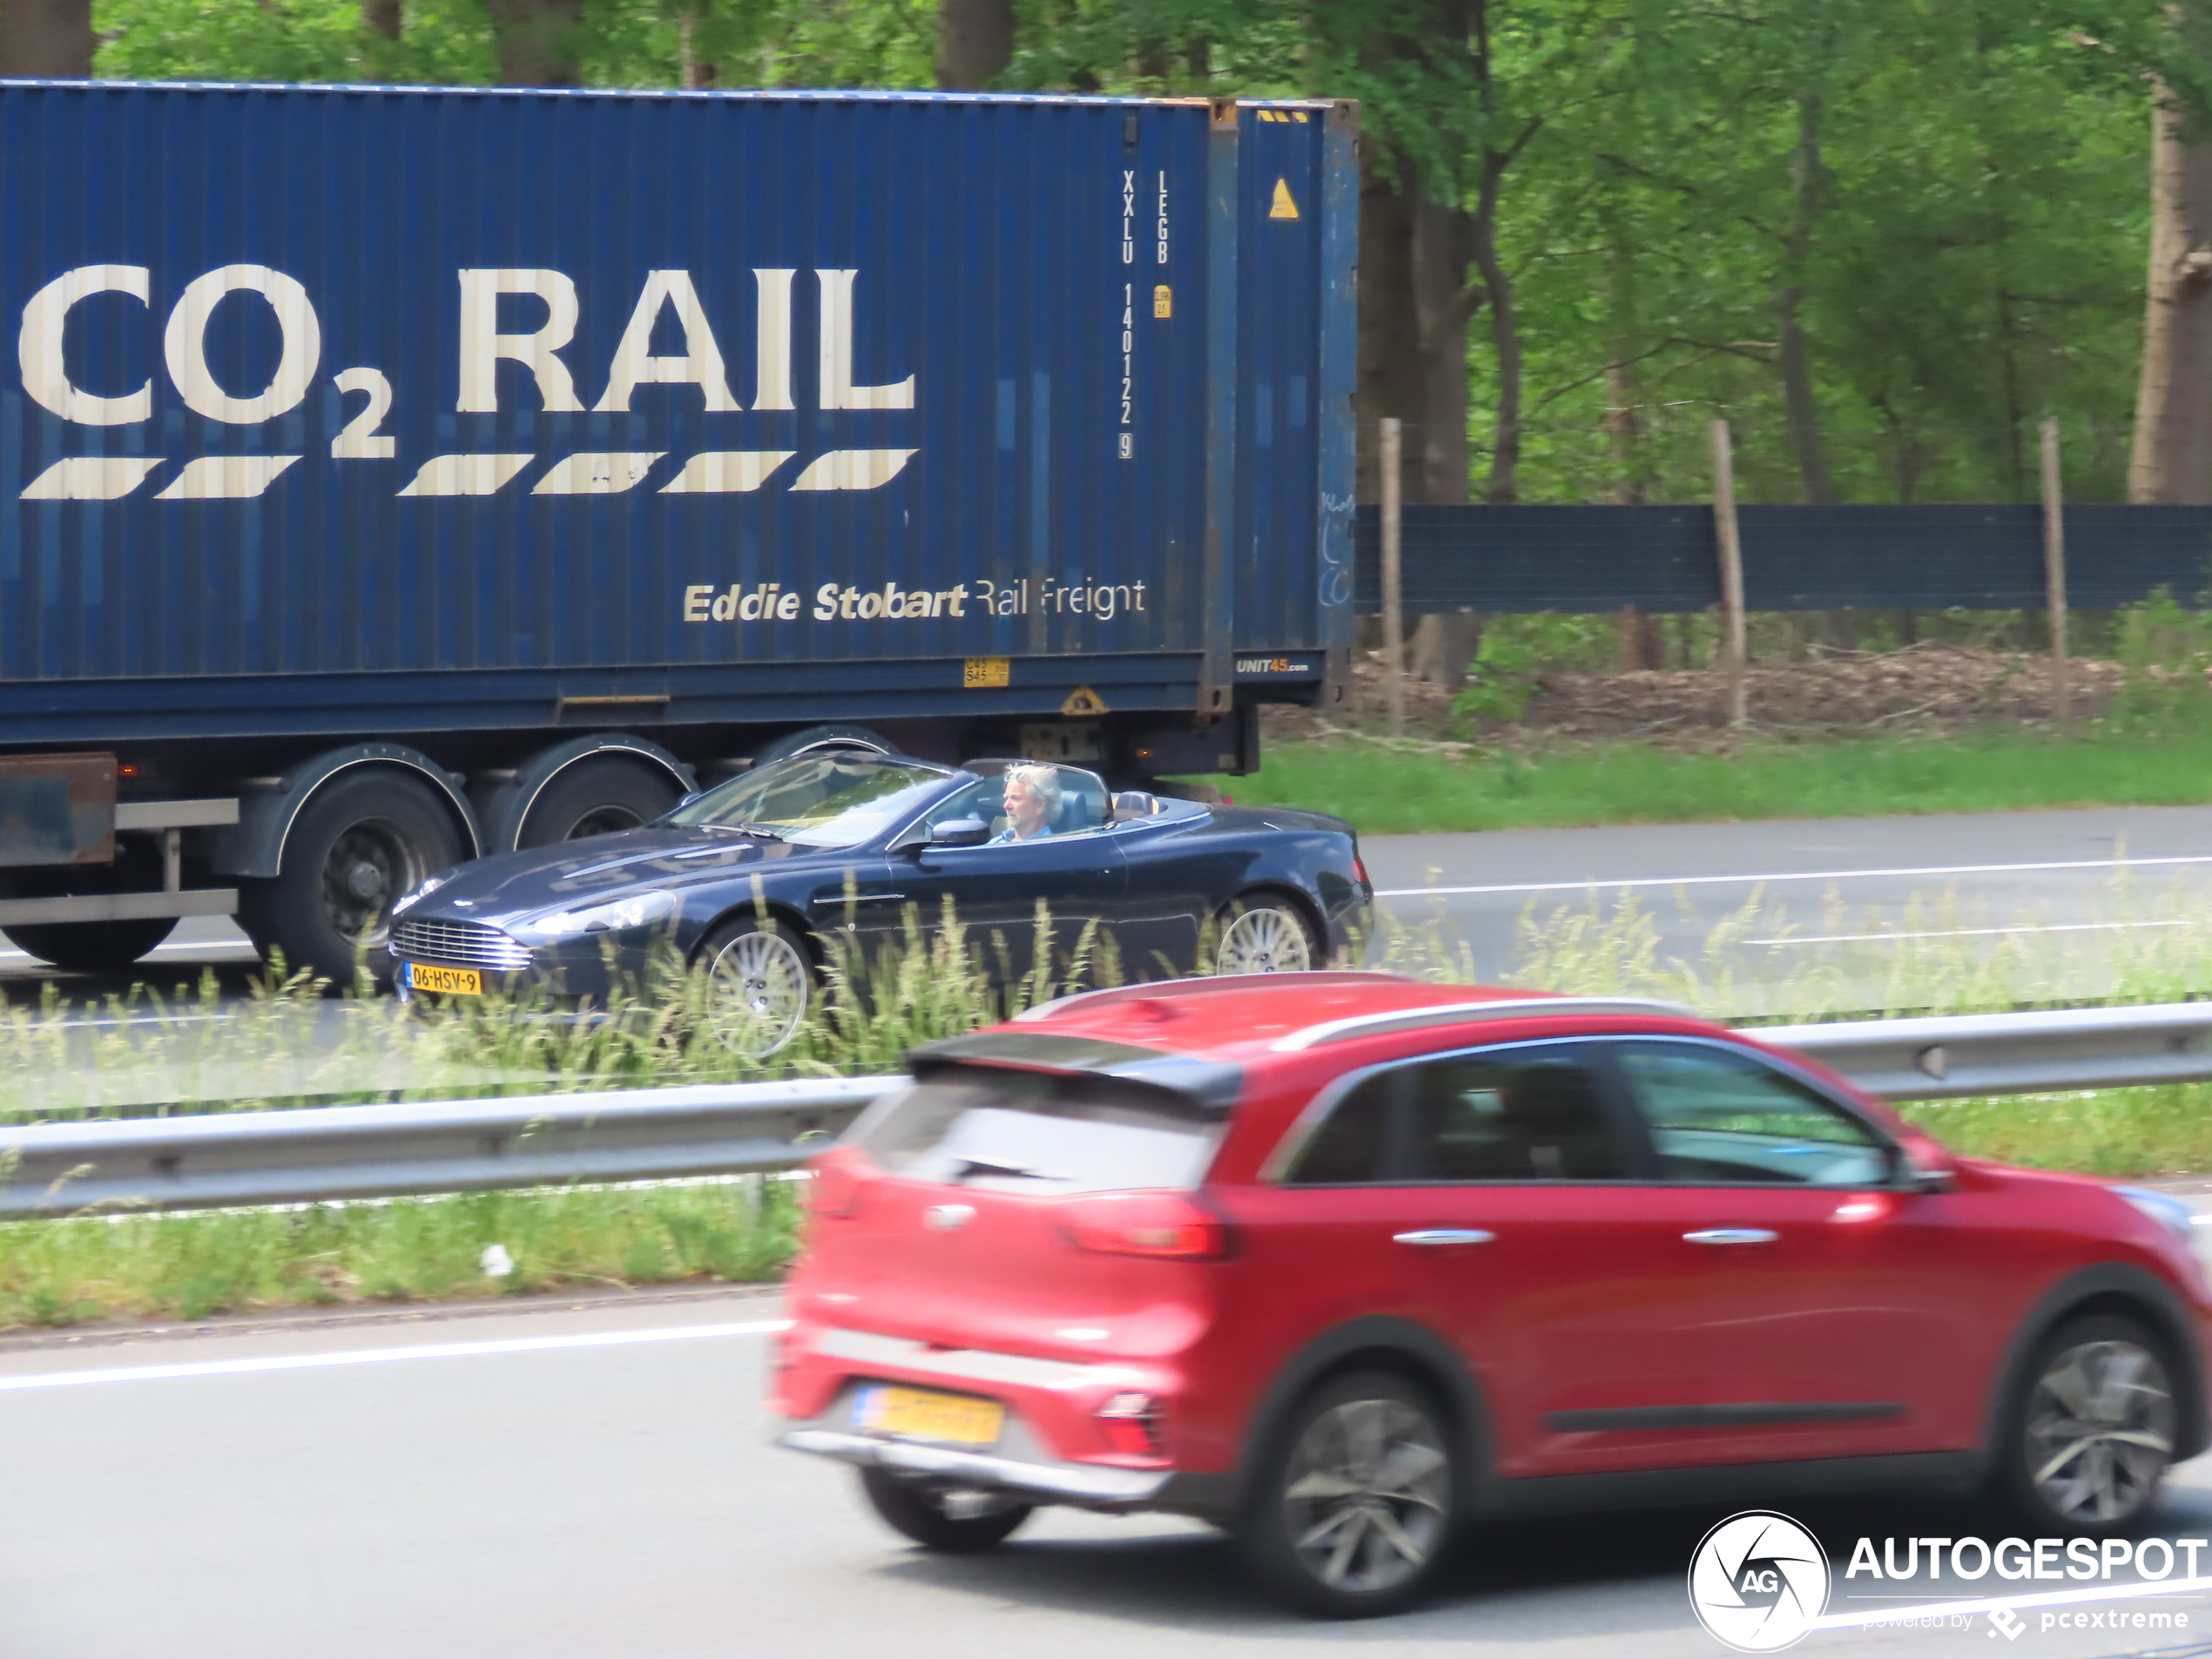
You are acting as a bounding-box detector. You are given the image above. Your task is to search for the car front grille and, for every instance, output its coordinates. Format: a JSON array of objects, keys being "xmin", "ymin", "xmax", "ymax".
[{"xmin": 389, "ymin": 916, "xmax": 534, "ymax": 972}]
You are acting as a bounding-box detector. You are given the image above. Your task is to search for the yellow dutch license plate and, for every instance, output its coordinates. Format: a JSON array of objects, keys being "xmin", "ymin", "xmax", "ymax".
[
  {"xmin": 405, "ymin": 962, "xmax": 482, "ymax": 995},
  {"xmin": 854, "ymin": 1385, "xmax": 1004, "ymax": 1446}
]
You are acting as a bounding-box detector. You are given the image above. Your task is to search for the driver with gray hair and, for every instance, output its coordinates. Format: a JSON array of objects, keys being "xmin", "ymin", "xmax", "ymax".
[{"xmin": 990, "ymin": 764, "xmax": 1062, "ymax": 843}]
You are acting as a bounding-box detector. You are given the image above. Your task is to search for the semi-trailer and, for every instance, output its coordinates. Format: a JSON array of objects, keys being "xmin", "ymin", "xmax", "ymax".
[{"xmin": 0, "ymin": 80, "xmax": 1355, "ymax": 984}]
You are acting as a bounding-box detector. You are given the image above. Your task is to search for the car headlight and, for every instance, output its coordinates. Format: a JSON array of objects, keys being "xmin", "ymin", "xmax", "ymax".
[
  {"xmin": 533, "ymin": 889, "xmax": 678, "ymax": 938},
  {"xmin": 2114, "ymin": 1186, "xmax": 2207, "ymax": 1266},
  {"xmin": 391, "ymin": 873, "xmax": 448, "ymax": 916}
]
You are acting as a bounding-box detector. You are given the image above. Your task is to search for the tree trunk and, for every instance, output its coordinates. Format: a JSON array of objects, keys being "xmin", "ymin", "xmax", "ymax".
[
  {"xmin": 362, "ymin": 0, "xmax": 401, "ymax": 43},
  {"xmin": 1776, "ymin": 90, "xmax": 1834, "ymax": 504},
  {"xmin": 482, "ymin": 0, "xmax": 583, "ymax": 86},
  {"xmin": 1360, "ymin": 151, "xmax": 1482, "ymax": 690},
  {"xmin": 2129, "ymin": 94, "xmax": 2212, "ymax": 503},
  {"xmin": 0, "ymin": 0, "xmax": 94, "ymax": 76},
  {"xmin": 1602, "ymin": 229, "xmax": 1660, "ymax": 670},
  {"xmin": 935, "ymin": 0, "xmax": 1013, "ymax": 91}
]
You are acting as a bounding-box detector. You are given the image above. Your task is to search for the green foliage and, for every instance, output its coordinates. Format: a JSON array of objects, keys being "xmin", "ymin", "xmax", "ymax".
[
  {"xmin": 1447, "ymin": 615, "xmax": 1615, "ymax": 729},
  {"xmin": 2109, "ymin": 586, "xmax": 2212, "ymax": 729}
]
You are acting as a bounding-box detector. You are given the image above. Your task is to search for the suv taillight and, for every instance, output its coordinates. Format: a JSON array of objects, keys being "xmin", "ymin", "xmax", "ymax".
[
  {"xmin": 1096, "ymin": 1391, "xmax": 1168, "ymax": 1458},
  {"xmin": 1059, "ymin": 1191, "xmax": 1231, "ymax": 1260},
  {"xmin": 806, "ymin": 1146, "xmax": 875, "ymax": 1219}
]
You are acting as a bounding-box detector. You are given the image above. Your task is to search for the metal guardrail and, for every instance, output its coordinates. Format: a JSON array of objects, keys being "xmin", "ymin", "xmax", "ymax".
[
  {"xmin": 1762, "ymin": 1002, "xmax": 2212, "ymax": 1102},
  {"xmin": 8, "ymin": 999, "xmax": 2212, "ymax": 1218},
  {"xmin": 0, "ymin": 1076, "xmax": 896, "ymax": 1218}
]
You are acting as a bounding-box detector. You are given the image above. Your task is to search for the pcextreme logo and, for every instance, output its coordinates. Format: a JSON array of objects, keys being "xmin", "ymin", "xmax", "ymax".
[{"xmin": 1688, "ymin": 1512, "xmax": 1831, "ymax": 1652}]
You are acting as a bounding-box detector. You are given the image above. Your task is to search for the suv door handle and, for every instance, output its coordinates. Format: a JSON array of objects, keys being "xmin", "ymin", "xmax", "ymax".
[
  {"xmin": 1683, "ymin": 1228, "xmax": 1780, "ymax": 1246},
  {"xmin": 1393, "ymin": 1229, "xmax": 1496, "ymax": 1247}
]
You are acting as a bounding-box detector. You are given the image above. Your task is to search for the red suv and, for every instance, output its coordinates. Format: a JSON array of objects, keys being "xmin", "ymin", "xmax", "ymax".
[{"xmin": 773, "ymin": 974, "xmax": 2211, "ymax": 1616}]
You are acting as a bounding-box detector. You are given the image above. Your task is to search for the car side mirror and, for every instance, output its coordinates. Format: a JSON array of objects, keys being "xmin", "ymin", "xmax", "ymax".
[
  {"xmin": 927, "ymin": 817, "xmax": 991, "ymax": 848},
  {"xmin": 1897, "ymin": 1136, "xmax": 1956, "ymax": 1194}
]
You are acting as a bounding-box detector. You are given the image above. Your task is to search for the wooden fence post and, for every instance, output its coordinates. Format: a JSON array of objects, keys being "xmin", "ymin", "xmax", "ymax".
[
  {"xmin": 1711, "ymin": 418, "xmax": 1749, "ymax": 731},
  {"xmin": 1380, "ymin": 417, "xmax": 1406, "ymax": 738},
  {"xmin": 2040, "ymin": 417, "xmax": 2071, "ymax": 730}
]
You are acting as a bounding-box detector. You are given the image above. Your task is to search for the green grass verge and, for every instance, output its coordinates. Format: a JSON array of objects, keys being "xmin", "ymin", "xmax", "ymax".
[
  {"xmin": 0, "ymin": 1178, "xmax": 799, "ymax": 1331},
  {"xmin": 1230, "ymin": 725, "xmax": 2212, "ymax": 835},
  {"xmin": 1906, "ymin": 1086, "xmax": 2212, "ymax": 1179}
]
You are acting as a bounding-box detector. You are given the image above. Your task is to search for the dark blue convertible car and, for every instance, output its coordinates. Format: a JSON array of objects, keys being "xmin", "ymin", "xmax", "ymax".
[{"xmin": 388, "ymin": 752, "xmax": 1372, "ymax": 1050}]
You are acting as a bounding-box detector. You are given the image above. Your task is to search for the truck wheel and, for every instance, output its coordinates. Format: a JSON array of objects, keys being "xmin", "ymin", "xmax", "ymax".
[
  {"xmin": 751, "ymin": 724, "xmax": 893, "ymax": 765},
  {"xmin": 1236, "ymin": 1370, "xmax": 1458, "ymax": 1618},
  {"xmin": 0, "ymin": 918, "xmax": 178, "ymax": 974},
  {"xmin": 856, "ymin": 1467, "xmax": 1032, "ymax": 1553},
  {"xmin": 516, "ymin": 758, "xmax": 683, "ymax": 846},
  {"xmin": 241, "ymin": 770, "xmax": 464, "ymax": 988}
]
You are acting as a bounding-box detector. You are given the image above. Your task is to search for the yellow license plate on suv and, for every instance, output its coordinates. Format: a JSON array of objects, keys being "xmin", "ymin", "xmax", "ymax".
[
  {"xmin": 853, "ymin": 1385, "xmax": 1004, "ymax": 1446},
  {"xmin": 404, "ymin": 962, "xmax": 482, "ymax": 995}
]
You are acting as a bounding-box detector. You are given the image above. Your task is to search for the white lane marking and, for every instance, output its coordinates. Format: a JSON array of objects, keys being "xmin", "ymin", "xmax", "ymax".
[
  {"xmin": 0, "ymin": 1318, "xmax": 787, "ymax": 1393},
  {"xmin": 1747, "ymin": 920, "xmax": 2192, "ymax": 947},
  {"xmin": 0, "ymin": 941, "xmax": 254, "ymax": 963},
  {"xmin": 1375, "ymin": 853, "xmax": 2212, "ymax": 900},
  {"xmin": 1811, "ymin": 1571, "xmax": 2212, "ymax": 1630},
  {"xmin": 47, "ymin": 1013, "xmax": 233, "ymax": 1029}
]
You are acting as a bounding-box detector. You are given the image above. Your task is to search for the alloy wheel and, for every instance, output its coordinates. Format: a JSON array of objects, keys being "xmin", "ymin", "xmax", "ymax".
[
  {"xmin": 707, "ymin": 927, "xmax": 811, "ymax": 1055},
  {"xmin": 1280, "ymin": 1395, "xmax": 1449, "ymax": 1595},
  {"xmin": 1218, "ymin": 906, "xmax": 1314, "ymax": 974},
  {"xmin": 2025, "ymin": 1338, "xmax": 2175, "ymax": 1523}
]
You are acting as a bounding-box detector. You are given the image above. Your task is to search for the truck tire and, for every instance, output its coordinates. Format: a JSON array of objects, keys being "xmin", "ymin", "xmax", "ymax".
[
  {"xmin": 751, "ymin": 724, "xmax": 893, "ymax": 765},
  {"xmin": 239, "ymin": 769, "xmax": 464, "ymax": 988},
  {"xmin": 516, "ymin": 757, "xmax": 683, "ymax": 847},
  {"xmin": 1, "ymin": 918, "xmax": 178, "ymax": 974}
]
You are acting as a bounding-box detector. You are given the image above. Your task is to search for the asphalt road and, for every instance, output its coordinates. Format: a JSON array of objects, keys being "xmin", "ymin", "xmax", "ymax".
[
  {"xmin": 1365, "ymin": 804, "xmax": 2212, "ymax": 1012},
  {"xmin": 6, "ymin": 1292, "xmax": 2212, "ymax": 1659}
]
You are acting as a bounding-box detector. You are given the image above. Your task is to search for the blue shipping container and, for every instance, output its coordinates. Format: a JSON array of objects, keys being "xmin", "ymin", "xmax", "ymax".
[{"xmin": 0, "ymin": 83, "xmax": 1355, "ymax": 715}]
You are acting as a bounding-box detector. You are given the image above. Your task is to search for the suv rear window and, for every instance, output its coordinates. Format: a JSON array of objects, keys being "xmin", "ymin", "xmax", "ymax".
[{"xmin": 853, "ymin": 1064, "xmax": 1219, "ymax": 1195}]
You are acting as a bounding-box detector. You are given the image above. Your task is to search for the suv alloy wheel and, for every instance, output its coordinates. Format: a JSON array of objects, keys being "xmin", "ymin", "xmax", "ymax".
[
  {"xmin": 2000, "ymin": 1313, "xmax": 2177, "ymax": 1534},
  {"xmin": 1236, "ymin": 1370, "xmax": 1458, "ymax": 1617}
]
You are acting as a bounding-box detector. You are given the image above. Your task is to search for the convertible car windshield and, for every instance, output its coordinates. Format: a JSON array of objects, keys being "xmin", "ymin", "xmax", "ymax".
[{"xmin": 666, "ymin": 753, "xmax": 954, "ymax": 848}]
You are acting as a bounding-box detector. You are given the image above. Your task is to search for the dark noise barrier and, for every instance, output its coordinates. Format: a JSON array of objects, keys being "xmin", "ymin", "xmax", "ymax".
[{"xmin": 1353, "ymin": 504, "xmax": 2212, "ymax": 616}]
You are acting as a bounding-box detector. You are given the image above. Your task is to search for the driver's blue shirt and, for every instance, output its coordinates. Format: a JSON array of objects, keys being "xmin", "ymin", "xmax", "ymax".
[{"xmin": 987, "ymin": 824, "xmax": 1054, "ymax": 845}]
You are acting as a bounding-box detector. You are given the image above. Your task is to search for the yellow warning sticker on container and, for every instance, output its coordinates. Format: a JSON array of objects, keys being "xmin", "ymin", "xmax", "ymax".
[
  {"xmin": 963, "ymin": 658, "xmax": 1011, "ymax": 689},
  {"xmin": 1154, "ymin": 285, "xmax": 1172, "ymax": 319},
  {"xmin": 1061, "ymin": 685, "xmax": 1111, "ymax": 718},
  {"xmin": 1270, "ymin": 179, "xmax": 1300, "ymax": 219}
]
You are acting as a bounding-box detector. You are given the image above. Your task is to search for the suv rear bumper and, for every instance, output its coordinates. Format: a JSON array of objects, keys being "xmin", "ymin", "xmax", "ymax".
[{"xmin": 779, "ymin": 1427, "xmax": 1174, "ymax": 1508}]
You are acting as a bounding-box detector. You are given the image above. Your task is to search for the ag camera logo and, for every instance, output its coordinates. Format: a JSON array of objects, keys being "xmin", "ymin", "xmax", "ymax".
[{"xmin": 1689, "ymin": 1511, "xmax": 1831, "ymax": 1651}]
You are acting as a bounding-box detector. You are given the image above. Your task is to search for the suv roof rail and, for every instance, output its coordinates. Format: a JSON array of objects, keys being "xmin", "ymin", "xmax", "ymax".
[
  {"xmin": 1271, "ymin": 996, "xmax": 1702, "ymax": 1051},
  {"xmin": 1014, "ymin": 971, "xmax": 1413, "ymax": 1023}
]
